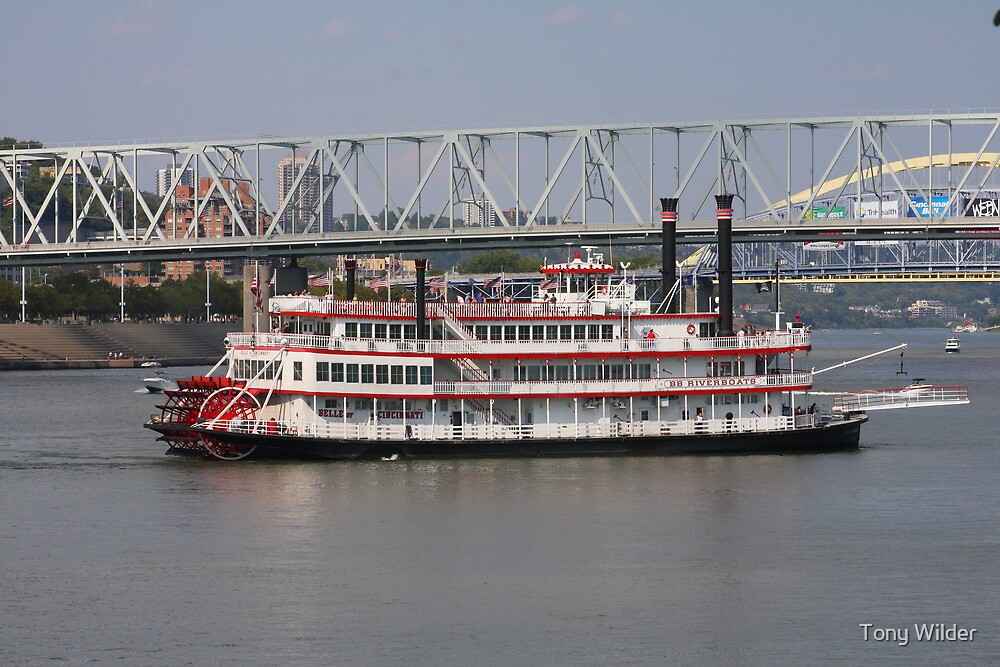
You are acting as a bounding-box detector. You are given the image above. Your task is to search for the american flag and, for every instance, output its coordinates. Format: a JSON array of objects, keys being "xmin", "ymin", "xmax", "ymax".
[
  {"xmin": 428, "ymin": 275, "xmax": 446, "ymax": 293},
  {"xmin": 250, "ymin": 275, "xmax": 262, "ymax": 310},
  {"xmin": 484, "ymin": 276, "xmax": 501, "ymax": 293},
  {"xmin": 2, "ymin": 196, "xmax": 12, "ymax": 208},
  {"xmin": 539, "ymin": 277, "xmax": 556, "ymax": 290},
  {"xmin": 368, "ymin": 276, "xmax": 388, "ymax": 291},
  {"xmin": 308, "ymin": 272, "xmax": 331, "ymax": 287}
]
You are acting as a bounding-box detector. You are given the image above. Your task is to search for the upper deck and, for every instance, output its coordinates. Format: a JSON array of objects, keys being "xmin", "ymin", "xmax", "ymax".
[{"xmin": 229, "ymin": 328, "xmax": 810, "ymax": 357}]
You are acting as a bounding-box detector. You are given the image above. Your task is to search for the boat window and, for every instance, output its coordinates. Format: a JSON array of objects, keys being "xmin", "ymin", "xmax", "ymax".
[
  {"xmin": 608, "ymin": 364, "xmax": 626, "ymax": 379},
  {"xmin": 532, "ymin": 325, "xmax": 544, "ymax": 340},
  {"xmin": 490, "ymin": 325, "xmax": 502, "ymax": 340},
  {"xmin": 374, "ymin": 323, "xmax": 387, "ymax": 339},
  {"xmin": 360, "ymin": 323, "xmax": 373, "ymax": 339},
  {"xmin": 376, "ymin": 365, "xmax": 389, "ymax": 384},
  {"xmin": 331, "ymin": 363, "xmax": 344, "ymax": 382},
  {"xmin": 293, "ymin": 361, "xmax": 303, "ymax": 381},
  {"xmin": 474, "ymin": 325, "xmax": 488, "ymax": 339},
  {"xmin": 636, "ymin": 364, "xmax": 651, "ymax": 379},
  {"xmin": 699, "ymin": 322, "xmax": 713, "ymax": 338},
  {"xmin": 574, "ymin": 325, "xmax": 586, "ymax": 340},
  {"xmin": 347, "ymin": 364, "xmax": 359, "ymax": 383},
  {"xmin": 405, "ymin": 366, "xmax": 419, "ymax": 385},
  {"xmin": 588, "ymin": 325, "xmax": 600, "ymax": 340},
  {"xmin": 546, "ymin": 325, "xmax": 558, "ymax": 340},
  {"xmin": 504, "ymin": 325, "xmax": 516, "ymax": 341},
  {"xmin": 420, "ymin": 367, "xmax": 433, "ymax": 385},
  {"xmin": 527, "ymin": 366, "xmax": 542, "ymax": 381},
  {"xmin": 315, "ymin": 361, "xmax": 329, "ymax": 382},
  {"xmin": 404, "ymin": 325, "xmax": 416, "ymax": 340},
  {"xmin": 518, "ymin": 325, "xmax": 530, "ymax": 340},
  {"xmin": 555, "ymin": 365, "xmax": 571, "ymax": 380},
  {"xmin": 345, "ymin": 322, "xmax": 358, "ymax": 338},
  {"xmin": 389, "ymin": 324, "xmax": 402, "ymax": 340},
  {"xmin": 560, "ymin": 324, "xmax": 572, "ymax": 340},
  {"xmin": 579, "ymin": 364, "xmax": 599, "ymax": 380},
  {"xmin": 361, "ymin": 364, "xmax": 374, "ymax": 383},
  {"xmin": 391, "ymin": 365, "xmax": 404, "ymax": 384},
  {"xmin": 602, "ymin": 325, "xmax": 614, "ymax": 339}
]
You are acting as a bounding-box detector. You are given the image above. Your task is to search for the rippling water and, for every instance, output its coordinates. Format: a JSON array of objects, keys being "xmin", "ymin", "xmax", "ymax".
[{"xmin": 1, "ymin": 330, "xmax": 998, "ymax": 666}]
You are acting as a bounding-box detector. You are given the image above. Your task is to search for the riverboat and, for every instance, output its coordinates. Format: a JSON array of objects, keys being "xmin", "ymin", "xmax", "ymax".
[
  {"xmin": 945, "ymin": 337, "xmax": 962, "ymax": 353},
  {"xmin": 144, "ymin": 197, "xmax": 970, "ymax": 460}
]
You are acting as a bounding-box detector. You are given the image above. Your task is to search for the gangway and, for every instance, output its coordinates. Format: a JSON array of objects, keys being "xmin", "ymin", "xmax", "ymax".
[{"xmin": 832, "ymin": 384, "xmax": 970, "ymax": 414}]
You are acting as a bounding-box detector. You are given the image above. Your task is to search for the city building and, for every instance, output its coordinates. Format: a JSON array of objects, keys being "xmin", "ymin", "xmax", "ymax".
[
  {"xmin": 461, "ymin": 194, "xmax": 497, "ymax": 227},
  {"xmin": 277, "ymin": 155, "xmax": 334, "ymax": 232},
  {"xmin": 907, "ymin": 299, "xmax": 958, "ymax": 319},
  {"xmin": 155, "ymin": 167, "xmax": 194, "ymax": 197}
]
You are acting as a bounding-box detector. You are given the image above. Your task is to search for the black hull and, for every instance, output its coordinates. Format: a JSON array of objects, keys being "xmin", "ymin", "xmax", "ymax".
[{"xmin": 148, "ymin": 416, "xmax": 867, "ymax": 461}]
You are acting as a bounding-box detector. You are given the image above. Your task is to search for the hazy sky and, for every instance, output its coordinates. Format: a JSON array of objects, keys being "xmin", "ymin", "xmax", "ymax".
[{"xmin": 3, "ymin": 1, "xmax": 999, "ymax": 146}]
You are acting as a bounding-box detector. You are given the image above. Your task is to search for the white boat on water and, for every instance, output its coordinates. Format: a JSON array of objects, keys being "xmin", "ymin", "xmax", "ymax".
[
  {"xmin": 945, "ymin": 337, "xmax": 961, "ymax": 353},
  {"xmin": 143, "ymin": 371, "xmax": 178, "ymax": 393},
  {"xmin": 140, "ymin": 360, "xmax": 163, "ymax": 368},
  {"xmin": 143, "ymin": 196, "xmax": 972, "ymax": 461}
]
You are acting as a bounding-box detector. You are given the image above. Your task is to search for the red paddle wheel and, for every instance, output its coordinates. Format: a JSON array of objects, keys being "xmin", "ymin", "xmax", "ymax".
[{"xmin": 152, "ymin": 376, "xmax": 261, "ymax": 460}]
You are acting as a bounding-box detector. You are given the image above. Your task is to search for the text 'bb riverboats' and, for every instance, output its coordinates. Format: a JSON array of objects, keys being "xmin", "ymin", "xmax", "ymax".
[{"xmin": 145, "ymin": 197, "xmax": 971, "ymax": 461}]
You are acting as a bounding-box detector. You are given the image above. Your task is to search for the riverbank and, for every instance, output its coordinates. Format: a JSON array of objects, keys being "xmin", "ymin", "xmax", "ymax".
[{"xmin": 0, "ymin": 322, "xmax": 231, "ymax": 370}]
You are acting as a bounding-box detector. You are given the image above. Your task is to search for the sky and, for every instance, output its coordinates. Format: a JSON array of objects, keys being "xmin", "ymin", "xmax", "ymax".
[{"xmin": 3, "ymin": 0, "xmax": 1000, "ymax": 148}]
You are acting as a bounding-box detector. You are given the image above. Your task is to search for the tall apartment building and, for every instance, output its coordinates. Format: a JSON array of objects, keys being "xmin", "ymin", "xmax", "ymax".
[
  {"xmin": 155, "ymin": 167, "xmax": 194, "ymax": 197},
  {"xmin": 277, "ymin": 155, "xmax": 334, "ymax": 232},
  {"xmin": 461, "ymin": 194, "xmax": 497, "ymax": 227}
]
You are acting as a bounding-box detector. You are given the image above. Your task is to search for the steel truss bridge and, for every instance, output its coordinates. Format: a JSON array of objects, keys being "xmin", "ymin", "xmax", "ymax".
[{"xmin": 3, "ymin": 112, "xmax": 1000, "ymax": 280}]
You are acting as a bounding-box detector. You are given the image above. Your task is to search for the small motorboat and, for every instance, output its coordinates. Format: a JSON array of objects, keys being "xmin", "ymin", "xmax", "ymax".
[
  {"xmin": 945, "ymin": 337, "xmax": 961, "ymax": 353},
  {"xmin": 143, "ymin": 371, "xmax": 178, "ymax": 393},
  {"xmin": 140, "ymin": 360, "xmax": 163, "ymax": 368}
]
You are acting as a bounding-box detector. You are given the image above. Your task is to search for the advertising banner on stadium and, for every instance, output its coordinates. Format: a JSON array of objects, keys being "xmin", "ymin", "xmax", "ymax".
[
  {"xmin": 803, "ymin": 206, "xmax": 848, "ymax": 219},
  {"xmin": 857, "ymin": 199, "xmax": 901, "ymax": 218},
  {"xmin": 907, "ymin": 196, "xmax": 950, "ymax": 217},
  {"xmin": 803, "ymin": 240, "xmax": 846, "ymax": 251},
  {"xmin": 968, "ymin": 198, "xmax": 1000, "ymax": 217}
]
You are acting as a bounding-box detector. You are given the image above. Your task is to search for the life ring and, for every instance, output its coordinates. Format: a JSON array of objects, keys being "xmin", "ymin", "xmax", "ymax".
[
  {"xmin": 686, "ymin": 324, "xmax": 696, "ymax": 335},
  {"xmin": 601, "ymin": 285, "xmax": 608, "ymax": 294},
  {"xmin": 765, "ymin": 405, "xmax": 772, "ymax": 415}
]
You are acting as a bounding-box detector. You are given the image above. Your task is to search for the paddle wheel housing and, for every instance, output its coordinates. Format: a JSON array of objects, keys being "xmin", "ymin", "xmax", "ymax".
[{"xmin": 152, "ymin": 376, "xmax": 262, "ymax": 460}]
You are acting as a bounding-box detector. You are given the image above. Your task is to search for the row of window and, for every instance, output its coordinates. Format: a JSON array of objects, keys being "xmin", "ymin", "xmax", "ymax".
[
  {"xmin": 513, "ymin": 363, "xmax": 654, "ymax": 381},
  {"xmin": 473, "ymin": 323, "xmax": 617, "ymax": 342},
  {"xmin": 344, "ymin": 323, "xmax": 418, "ymax": 340},
  {"xmin": 231, "ymin": 359, "xmax": 282, "ymax": 380},
  {"xmin": 315, "ymin": 361, "xmax": 433, "ymax": 386},
  {"xmin": 340, "ymin": 321, "xmax": 621, "ymax": 342}
]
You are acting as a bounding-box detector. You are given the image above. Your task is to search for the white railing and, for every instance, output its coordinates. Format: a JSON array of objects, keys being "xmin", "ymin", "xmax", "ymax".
[
  {"xmin": 201, "ymin": 414, "xmax": 818, "ymax": 443},
  {"xmin": 226, "ymin": 330, "xmax": 811, "ymax": 356},
  {"xmin": 832, "ymin": 385, "xmax": 970, "ymax": 413},
  {"xmin": 431, "ymin": 372, "xmax": 812, "ymax": 397}
]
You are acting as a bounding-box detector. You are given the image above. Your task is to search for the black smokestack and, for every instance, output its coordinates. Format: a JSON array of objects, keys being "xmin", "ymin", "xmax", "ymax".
[
  {"xmin": 715, "ymin": 194, "xmax": 735, "ymax": 337},
  {"xmin": 660, "ymin": 198, "xmax": 678, "ymax": 313},
  {"xmin": 344, "ymin": 258, "xmax": 357, "ymax": 300},
  {"xmin": 415, "ymin": 258, "xmax": 427, "ymax": 339}
]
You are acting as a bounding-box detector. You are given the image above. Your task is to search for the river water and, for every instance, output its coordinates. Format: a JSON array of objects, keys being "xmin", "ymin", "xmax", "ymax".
[{"xmin": 1, "ymin": 329, "xmax": 997, "ymax": 666}]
